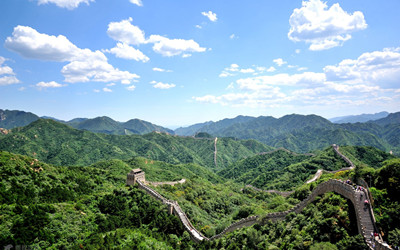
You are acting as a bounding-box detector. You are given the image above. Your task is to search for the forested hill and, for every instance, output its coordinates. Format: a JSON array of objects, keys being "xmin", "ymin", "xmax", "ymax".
[
  {"xmin": 175, "ymin": 113, "xmax": 400, "ymax": 154},
  {"xmin": 0, "ymin": 109, "xmax": 39, "ymax": 129},
  {"xmin": 0, "ymin": 109, "xmax": 174, "ymax": 135},
  {"xmin": 69, "ymin": 116, "xmax": 175, "ymax": 135},
  {"xmin": 0, "ymin": 119, "xmax": 272, "ymax": 168},
  {"xmin": 218, "ymin": 146, "xmax": 395, "ymax": 191}
]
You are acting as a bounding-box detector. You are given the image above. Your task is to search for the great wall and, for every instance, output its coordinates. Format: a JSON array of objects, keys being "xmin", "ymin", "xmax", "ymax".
[{"xmin": 127, "ymin": 144, "xmax": 392, "ymax": 249}]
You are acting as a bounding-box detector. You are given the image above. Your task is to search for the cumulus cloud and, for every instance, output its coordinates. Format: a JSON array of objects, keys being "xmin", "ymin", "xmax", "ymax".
[
  {"xmin": 273, "ymin": 58, "xmax": 287, "ymax": 67},
  {"xmin": 236, "ymin": 72, "xmax": 326, "ymax": 90},
  {"xmin": 5, "ymin": 25, "xmax": 139, "ymax": 84},
  {"xmin": 36, "ymin": 81, "xmax": 65, "ymax": 88},
  {"xmin": 194, "ymin": 47, "xmax": 400, "ymax": 109},
  {"xmin": 37, "ymin": 0, "xmax": 93, "ymax": 9},
  {"xmin": 324, "ymin": 47, "xmax": 400, "ymax": 87},
  {"xmin": 107, "ymin": 18, "xmax": 207, "ymax": 58},
  {"xmin": 107, "ymin": 18, "xmax": 146, "ymax": 46},
  {"xmin": 0, "ymin": 56, "xmax": 20, "ymax": 86},
  {"xmin": 103, "ymin": 87, "xmax": 112, "ymax": 92},
  {"xmin": 5, "ymin": 25, "xmax": 79, "ymax": 61},
  {"xmin": 288, "ymin": 0, "xmax": 367, "ymax": 51},
  {"xmin": 104, "ymin": 42, "xmax": 149, "ymax": 62},
  {"xmin": 150, "ymin": 80, "xmax": 176, "ymax": 89},
  {"xmin": 130, "ymin": 0, "xmax": 142, "ymax": 6},
  {"xmin": 201, "ymin": 11, "xmax": 218, "ymax": 22},
  {"xmin": 148, "ymin": 35, "xmax": 206, "ymax": 57}
]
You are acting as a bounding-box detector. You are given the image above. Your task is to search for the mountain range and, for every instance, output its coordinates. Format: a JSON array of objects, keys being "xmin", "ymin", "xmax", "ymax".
[
  {"xmin": 1, "ymin": 108, "xmax": 399, "ymax": 155},
  {"xmin": 0, "ymin": 118, "xmax": 271, "ymax": 169},
  {"xmin": 0, "ymin": 109, "xmax": 174, "ymax": 135},
  {"xmin": 175, "ymin": 112, "xmax": 400, "ymax": 154},
  {"xmin": 329, "ymin": 111, "xmax": 389, "ymax": 123}
]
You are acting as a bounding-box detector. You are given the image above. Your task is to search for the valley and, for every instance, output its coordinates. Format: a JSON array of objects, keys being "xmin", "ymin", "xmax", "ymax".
[{"xmin": 0, "ymin": 110, "xmax": 399, "ymax": 249}]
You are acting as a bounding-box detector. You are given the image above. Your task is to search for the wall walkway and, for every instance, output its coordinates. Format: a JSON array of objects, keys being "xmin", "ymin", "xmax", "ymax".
[{"xmin": 131, "ymin": 144, "xmax": 391, "ymax": 249}]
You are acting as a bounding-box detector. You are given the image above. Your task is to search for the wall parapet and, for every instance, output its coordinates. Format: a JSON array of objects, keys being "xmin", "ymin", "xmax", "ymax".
[{"xmin": 126, "ymin": 144, "xmax": 392, "ymax": 249}]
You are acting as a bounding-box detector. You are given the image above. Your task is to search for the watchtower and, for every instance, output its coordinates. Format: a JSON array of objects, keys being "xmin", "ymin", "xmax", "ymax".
[{"xmin": 126, "ymin": 168, "xmax": 146, "ymax": 185}]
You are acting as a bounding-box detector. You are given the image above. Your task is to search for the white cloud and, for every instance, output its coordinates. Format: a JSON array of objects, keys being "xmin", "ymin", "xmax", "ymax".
[
  {"xmin": 129, "ymin": 0, "xmax": 142, "ymax": 6},
  {"xmin": 61, "ymin": 59, "xmax": 139, "ymax": 83},
  {"xmin": 236, "ymin": 72, "xmax": 326, "ymax": 90},
  {"xmin": 194, "ymin": 47, "xmax": 400, "ymax": 110},
  {"xmin": 126, "ymin": 85, "xmax": 136, "ymax": 91},
  {"xmin": 201, "ymin": 11, "xmax": 218, "ymax": 22},
  {"xmin": 93, "ymin": 89, "xmax": 100, "ymax": 93},
  {"xmin": 195, "ymin": 25, "xmax": 202, "ymax": 29},
  {"xmin": 107, "ymin": 18, "xmax": 146, "ymax": 46},
  {"xmin": 152, "ymin": 67, "xmax": 172, "ymax": 72},
  {"xmin": 5, "ymin": 25, "xmax": 139, "ymax": 84},
  {"xmin": 104, "ymin": 42, "xmax": 149, "ymax": 62},
  {"xmin": 106, "ymin": 82, "xmax": 116, "ymax": 86},
  {"xmin": 230, "ymin": 34, "xmax": 237, "ymax": 39},
  {"xmin": 288, "ymin": 0, "xmax": 367, "ymax": 51},
  {"xmin": 5, "ymin": 25, "xmax": 79, "ymax": 62},
  {"xmin": 150, "ymin": 81, "xmax": 176, "ymax": 89},
  {"xmin": 37, "ymin": 0, "xmax": 93, "ymax": 10},
  {"xmin": 106, "ymin": 18, "xmax": 207, "ymax": 58},
  {"xmin": 273, "ymin": 58, "xmax": 287, "ymax": 66},
  {"xmin": 0, "ymin": 56, "xmax": 20, "ymax": 86},
  {"xmin": 36, "ymin": 81, "xmax": 65, "ymax": 88},
  {"xmin": 220, "ymin": 64, "xmax": 277, "ymax": 77},
  {"xmin": 0, "ymin": 76, "xmax": 20, "ymax": 86},
  {"xmin": 240, "ymin": 68, "xmax": 255, "ymax": 74},
  {"xmin": 324, "ymin": 47, "xmax": 400, "ymax": 88},
  {"xmin": 295, "ymin": 49, "xmax": 301, "ymax": 54},
  {"xmin": 148, "ymin": 35, "xmax": 206, "ymax": 57},
  {"xmin": 182, "ymin": 53, "xmax": 192, "ymax": 58},
  {"xmin": 103, "ymin": 87, "xmax": 112, "ymax": 92},
  {"xmin": 219, "ymin": 72, "xmax": 234, "ymax": 78}
]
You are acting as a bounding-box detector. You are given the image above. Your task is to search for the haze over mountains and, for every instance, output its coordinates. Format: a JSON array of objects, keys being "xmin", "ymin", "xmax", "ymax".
[{"xmin": 329, "ymin": 111, "xmax": 389, "ymax": 124}]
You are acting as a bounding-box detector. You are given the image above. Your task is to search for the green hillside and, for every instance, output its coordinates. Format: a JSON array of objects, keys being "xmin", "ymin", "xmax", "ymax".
[
  {"xmin": 0, "ymin": 109, "xmax": 39, "ymax": 129},
  {"xmin": 0, "ymin": 151, "xmax": 198, "ymax": 249},
  {"xmin": 219, "ymin": 146, "xmax": 395, "ymax": 191},
  {"xmin": 1, "ymin": 146, "xmax": 399, "ymax": 248},
  {"xmin": 176, "ymin": 113, "xmax": 400, "ymax": 154},
  {"xmin": 69, "ymin": 116, "xmax": 175, "ymax": 135},
  {"xmin": 0, "ymin": 119, "xmax": 272, "ymax": 168}
]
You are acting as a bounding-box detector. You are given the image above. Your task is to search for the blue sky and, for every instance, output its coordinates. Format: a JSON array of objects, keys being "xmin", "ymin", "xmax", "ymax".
[{"xmin": 1, "ymin": 0, "xmax": 400, "ymax": 128}]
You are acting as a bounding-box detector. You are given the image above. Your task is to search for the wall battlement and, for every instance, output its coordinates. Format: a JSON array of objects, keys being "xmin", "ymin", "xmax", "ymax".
[{"xmin": 126, "ymin": 145, "xmax": 391, "ymax": 249}]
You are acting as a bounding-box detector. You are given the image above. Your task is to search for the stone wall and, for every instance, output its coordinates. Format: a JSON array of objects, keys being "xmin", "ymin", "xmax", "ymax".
[{"xmin": 210, "ymin": 216, "xmax": 259, "ymax": 240}]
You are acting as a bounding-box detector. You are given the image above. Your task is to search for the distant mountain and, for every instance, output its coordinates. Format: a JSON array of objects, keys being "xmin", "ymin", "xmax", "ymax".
[
  {"xmin": 69, "ymin": 116, "xmax": 175, "ymax": 135},
  {"xmin": 72, "ymin": 116, "xmax": 123, "ymax": 134},
  {"xmin": 0, "ymin": 119, "xmax": 272, "ymax": 168},
  {"xmin": 175, "ymin": 121, "xmax": 213, "ymax": 136},
  {"xmin": 0, "ymin": 109, "xmax": 174, "ymax": 136},
  {"xmin": 0, "ymin": 109, "xmax": 39, "ymax": 129},
  {"xmin": 330, "ymin": 111, "xmax": 389, "ymax": 123},
  {"xmin": 123, "ymin": 118, "xmax": 174, "ymax": 135},
  {"xmin": 175, "ymin": 113, "xmax": 400, "ymax": 154},
  {"xmin": 371, "ymin": 112, "xmax": 400, "ymax": 126},
  {"xmin": 174, "ymin": 116, "xmax": 255, "ymax": 136},
  {"xmin": 40, "ymin": 116, "xmax": 64, "ymax": 122}
]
